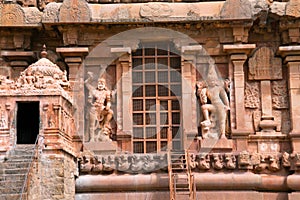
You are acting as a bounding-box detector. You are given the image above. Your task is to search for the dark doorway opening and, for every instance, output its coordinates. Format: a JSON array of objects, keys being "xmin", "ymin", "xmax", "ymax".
[{"xmin": 17, "ymin": 102, "xmax": 39, "ymax": 144}]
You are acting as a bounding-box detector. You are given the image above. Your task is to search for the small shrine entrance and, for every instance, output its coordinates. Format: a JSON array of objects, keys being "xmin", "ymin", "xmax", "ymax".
[{"xmin": 17, "ymin": 102, "xmax": 39, "ymax": 144}]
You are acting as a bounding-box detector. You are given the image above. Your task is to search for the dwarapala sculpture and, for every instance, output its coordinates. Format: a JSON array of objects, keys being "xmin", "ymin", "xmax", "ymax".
[
  {"xmin": 85, "ymin": 72, "xmax": 113, "ymax": 142},
  {"xmin": 196, "ymin": 59, "xmax": 230, "ymax": 139}
]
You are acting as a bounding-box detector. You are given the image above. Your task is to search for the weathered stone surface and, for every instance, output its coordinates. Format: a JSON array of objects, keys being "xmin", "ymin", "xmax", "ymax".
[
  {"xmin": 42, "ymin": 3, "xmax": 61, "ymax": 23},
  {"xmin": 220, "ymin": 0, "xmax": 252, "ymax": 19},
  {"xmin": 248, "ymin": 47, "xmax": 282, "ymax": 80},
  {"xmin": 0, "ymin": 4, "xmax": 25, "ymax": 26},
  {"xmin": 59, "ymin": 0, "xmax": 91, "ymax": 22},
  {"xmin": 270, "ymin": 2, "xmax": 286, "ymax": 16},
  {"xmin": 286, "ymin": 0, "xmax": 300, "ymax": 18},
  {"xmin": 23, "ymin": 7, "xmax": 42, "ymax": 24}
]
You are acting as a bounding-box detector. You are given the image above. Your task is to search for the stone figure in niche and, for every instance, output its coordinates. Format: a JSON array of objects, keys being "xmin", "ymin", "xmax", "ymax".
[
  {"xmin": 197, "ymin": 59, "xmax": 230, "ymax": 139},
  {"xmin": 85, "ymin": 71, "xmax": 114, "ymax": 142}
]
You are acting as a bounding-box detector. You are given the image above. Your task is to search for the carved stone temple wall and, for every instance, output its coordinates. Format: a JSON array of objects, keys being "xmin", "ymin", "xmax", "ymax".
[{"xmin": 0, "ymin": 0, "xmax": 300, "ymax": 199}]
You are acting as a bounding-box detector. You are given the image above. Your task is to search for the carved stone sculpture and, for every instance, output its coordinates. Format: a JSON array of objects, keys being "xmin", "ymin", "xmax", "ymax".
[
  {"xmin": 238, "ymin": 151, "xmax": 252, "ymax": 169},
  {"xmin": 188, "ymin": 153, "xmax": 198, "ymax": 169},
  {"xmin": 85, "ymin": 72, "xmax": 114, "ymax": 142},
  {"xmin": 197, "ymin": 154, "xmax": 210, "ymax": 170},
  {"xmin": 224, "ymin": 154, "xmax": 236, "ymax": 170},
  {"xmin": 282, "ymin": 152, "xmax": 291, "ymax": 168},
  {"xmin": 102, "ymin": 155, "xmax": 115, "ymax": 172},
  {"xmin": 91, "ymin": 156, "xmax": 103, "ymax": 173},
  {"xmin": 79, "ymin": 155, "xmax": 93, "ymax": 173},
  {"xmin": 143, "ymin": 154, "xmax": 157, "ymax": 172},
  {"xmin": 269, "ymin": 154, "xmax": 280, "ymax": 172},
  {"xmin": 197, "ymin": 59, "xmax": 230, "ymax": 139},
  {"xmin": 212, "ymin": 154, "xmax": 224, "ymax": 170},
  {"xmin": 117, "ymin": 154, "xmax": 130, "ymax": 172},
  {"xmin": 130, "ymin": 154, "xmax": 144, "ymax": 173}
]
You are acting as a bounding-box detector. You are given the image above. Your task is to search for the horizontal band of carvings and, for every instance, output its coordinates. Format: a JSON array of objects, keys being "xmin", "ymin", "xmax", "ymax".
[
  {"xmin": 0, "ymin": 1, "xmax": 294, "ymax": 26},
  {"xmin": 79, "ymin": 151, "xmax": 300, "ymax": 175}
]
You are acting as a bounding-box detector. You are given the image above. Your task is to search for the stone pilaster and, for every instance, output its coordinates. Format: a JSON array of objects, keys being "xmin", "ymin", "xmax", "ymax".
[
  {"xmin": 223, "ymin": 44, "xmax": 256, "ymax": 151},
  {"xmin": 278, "ymin": 46, "xmax": 300, "ymax": 153},
  {"xmin": 1, "ymin": 51, "xmax": 35, "ymax": 79},
  {"xmin": 56, "ymin": 47, "xmax": 89, "ymax": 88},
  {"xmin": 181, "ymin": 45, "xmax": 201, "ymax": 150},
  {"xmin": 111, "ymin": 47, "xmax": 132, "ymax": 152}
]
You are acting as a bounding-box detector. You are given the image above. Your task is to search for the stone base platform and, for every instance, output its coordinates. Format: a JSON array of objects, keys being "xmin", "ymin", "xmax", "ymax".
[
  {"xmin": 83, "ymin": 141, "xmax": 118, "ymax": 155},
  {"xmin": 199, "ymin": 138, "xmax": 233, "ymax": 153}
]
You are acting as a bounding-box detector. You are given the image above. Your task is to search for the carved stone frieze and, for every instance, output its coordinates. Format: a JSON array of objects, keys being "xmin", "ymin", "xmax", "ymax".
[
  {"xmin": 248, "ymin": 47, "xmax": 282, "ymax": 80},
  {"xmin": 140, "ymin": 3, "xmax": 172, "ymax": 18},
  {"xmin": 0, "ymin": 4, "xmax": 25, "ymax": 26},
  {"xmin": 245, "ymin": 82, "xmax": 260, "ymax": 108},
  {"xmin": 79, "ymin": 152, "xmax": 300, "ymax": 174},
  {"xmin": 79, "ymin": 153, "xmax": 168, "ymax": 174},
  {"xmin": 59, "ymin": 0, "xmax": 91, "ymax": 22},
  {"xmin": 272, "ymin": 80, "xmax": 288, "ymax": 109}
]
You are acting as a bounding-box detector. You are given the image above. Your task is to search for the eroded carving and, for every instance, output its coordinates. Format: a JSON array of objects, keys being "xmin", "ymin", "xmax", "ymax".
[
  {"xmin": 269, "ymin": 154, "xmax": 280, "ymax": 172},
  {"xmin": 24, "ymin": 7, "xmax": 42, "ymax": 24},
  {"xmin": 59, "ymin": 0, "xmax": 91, "ymax": 22},
  {"xmin": 0, "ymin": 4, "xmax": 25, "ymax": 26},
  {"xmin": 245, "ymin": 82, "xmax": 260, "ymax": 108},
  {"xmin": 248, "ymin": 47, "xmax": 282, "ymax": 80},
  {"xmin": 102, "ymin": 155, "xmax": 115, "ymax": 172},
  {"xmin": 224, "ymin": 154, "xmax": 236, "ymax": 170},
  {"xmin": 238, "ymin": 151, "xmax": 252, "ymax": 169},
  {"xmin": 220, "ymin": 0, "xmax": 252, "ymax": 19},
  {"xmin": 0, "ymin": 106, "xmax": 8, "ymax": 129},
  {"xmin": 197, "ymin": 154, "xmax": 210, "ymax": 170},
  {"xmin": 42, "ymin": 2, "xmax": 60, "ymax": 22},
  {"xmin": 140, "ymin": 3, "xmax": 172, "ymax": 18},
  {"xmin": 85, "ymin": 72, "xmax": 114, "ymax": 142},
  {"xmin": 272, "ymin": 80, "xmax": 288, "ymax": 109},
  {"xmin": 116, "ymin": 154, "xmax": 130, "ymax": 172}
]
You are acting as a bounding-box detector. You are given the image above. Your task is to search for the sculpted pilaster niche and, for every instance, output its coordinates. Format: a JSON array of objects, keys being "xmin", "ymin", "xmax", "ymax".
[{"xmin": 246, "ymin": 46, "xmax": 289, "ymax": 136}]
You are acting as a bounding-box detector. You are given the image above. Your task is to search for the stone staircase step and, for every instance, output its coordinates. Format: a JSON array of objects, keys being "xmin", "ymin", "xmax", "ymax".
[
  {"xmin": 0, "ymin": 187, "xmax": 23, "ymax": 194},
  {"xmin": 0, "ymin": 193, "xmax": 27, "ymax": 200},
  {"xmin": 0, "ymin": 174, "xmax": 26, "ymax": 181},
  {"xmin": 0, "ymin": 162, "xmax": 31, "ymax": 169},
  {"xmin": 5, "ymin": 155, "xmax": 34, "ymax": 161},
  {"xmin": 4, "ymin": 168, "xmax": 28, "ymax": 175},
  {"xmin": 0, "ymin": 180, "xmax": 25, "ymax": 188}
]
